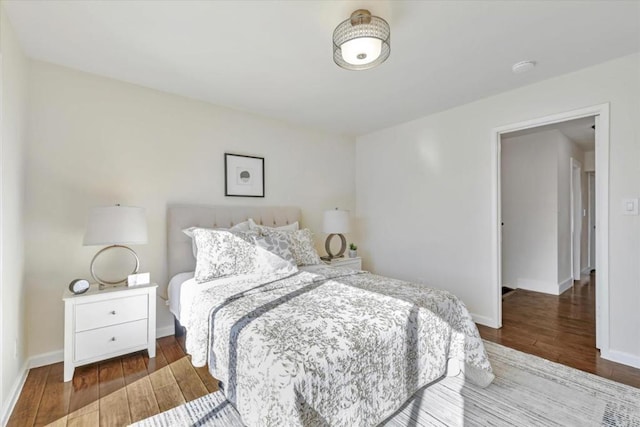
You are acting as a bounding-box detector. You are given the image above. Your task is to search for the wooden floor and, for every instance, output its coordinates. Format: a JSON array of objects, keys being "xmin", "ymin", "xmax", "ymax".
[
  {"xmin": 478, "ymin": 272, "xmax": 640, "ymax": 388},
  {"xmin": 9, "ymin": 273, "xmax": 640, "ymax": 426},
  {"xmin": 7, "ymin": 336, "xmax": 218, "ymax": 427}
]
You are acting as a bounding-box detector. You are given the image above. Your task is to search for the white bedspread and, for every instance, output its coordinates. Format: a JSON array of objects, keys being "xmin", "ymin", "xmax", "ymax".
[{"xmin": 180, "ymin": 266, "xmax": 494, "ymax": 426}]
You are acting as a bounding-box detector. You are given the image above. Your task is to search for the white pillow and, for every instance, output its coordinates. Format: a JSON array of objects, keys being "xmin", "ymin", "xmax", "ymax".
[
  {"xmin": 248, "ymin": 218, "xmax": 299, "ymax": 233},
  {"xmin": 229, "ymin": 220, "xmax": 251, "ymax": 232}
]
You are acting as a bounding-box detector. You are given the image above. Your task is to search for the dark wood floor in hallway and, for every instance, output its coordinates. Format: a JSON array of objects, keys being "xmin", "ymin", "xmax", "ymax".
[{"xmin": 477, "ymin": 273, "xmax": 640, "ymax": 388}]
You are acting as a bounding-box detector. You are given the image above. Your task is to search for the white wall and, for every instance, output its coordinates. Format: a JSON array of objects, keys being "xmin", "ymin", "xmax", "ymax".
[
  {"xmin": 356, "ymin": 54, "xmax": 640, "ymax": 362},
  {"xmin": 25, "ymin": 61, "xmax": 355, "ymax": 359},
  {"xmin": 584, "ymin": 150, "xmax": 595, "ymax": 172},
  {"xmin": 0, "ymin": 4, "xmax": 28, "ymax": 418},
  {"xmin": 501, "ymin": 131, "xmax": 558, "ymax": 293}
]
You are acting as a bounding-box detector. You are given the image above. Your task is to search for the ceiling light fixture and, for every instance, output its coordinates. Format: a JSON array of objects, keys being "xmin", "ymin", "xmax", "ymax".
[
  {"xmin": 333, "ymin": 9, "xmax": 390, "ymax": 70},
  {"xmin": 512, "ymin": 60, "xmax": 536, "ymax": 74}
]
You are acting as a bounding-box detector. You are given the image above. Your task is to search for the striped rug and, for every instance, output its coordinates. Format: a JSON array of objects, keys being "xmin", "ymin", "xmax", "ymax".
[{"xmin": 133, "ymin": 341, "xmax": 640, "ymax": 426}]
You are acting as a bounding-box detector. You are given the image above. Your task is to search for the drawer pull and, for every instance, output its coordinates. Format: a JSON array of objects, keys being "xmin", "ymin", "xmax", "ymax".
[
  {"xmin": 110, "ymin": 310, "xmax": 116, "ymax": 315},
  {"xmin": 110, "ymin": 337, "xmax": 117, "ymax": 342}
]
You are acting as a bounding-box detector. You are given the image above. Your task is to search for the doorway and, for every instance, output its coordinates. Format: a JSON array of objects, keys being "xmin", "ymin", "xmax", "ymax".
[{"xmin": 492, "ymin": 103, "xmax": 610, "ymax": 352}]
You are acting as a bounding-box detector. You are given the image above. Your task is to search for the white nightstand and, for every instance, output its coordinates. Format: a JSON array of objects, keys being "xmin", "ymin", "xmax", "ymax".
[
  {"xmin": 326, "ymin": 257, "xmax": 362, "ymax": 270},
  {"xmin": 62, "ymin": 283, "xmax": 157, "ymax": 382}
]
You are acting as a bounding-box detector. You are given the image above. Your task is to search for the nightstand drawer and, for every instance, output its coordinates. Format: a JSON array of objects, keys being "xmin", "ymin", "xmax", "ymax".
[
  {"xmin": 327, "ymin": 257, "xmax": 362, "ymax": 270},
  {"xmin": 334, "ymin": 260, "xmax": 360, "ymax": 269},
  {"xmin": 75, "ymin": 319, "xmax": 148, "ymax": 361},
  {"xmin": 75, "ymin": 294, "xmax": 148, "ymax": 332}
]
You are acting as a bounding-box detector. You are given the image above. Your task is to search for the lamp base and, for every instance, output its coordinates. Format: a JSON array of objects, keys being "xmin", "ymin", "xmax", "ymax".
[
  {"xmin": 324, "ymin": 233, "xmax": 347, "ymax": 260},
  {"xmin": 321, "ymin": 255, "xmax": 345, "ymax": 262},
  {"xmin": 90, "ymin": 245, "xmax": 140, "ymax": 289}
]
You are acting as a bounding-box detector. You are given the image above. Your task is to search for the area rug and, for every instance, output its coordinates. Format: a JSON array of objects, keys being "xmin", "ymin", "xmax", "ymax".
[{"xmin": 132, "ymin": 341, "xmax": 640, "ymax": 426}]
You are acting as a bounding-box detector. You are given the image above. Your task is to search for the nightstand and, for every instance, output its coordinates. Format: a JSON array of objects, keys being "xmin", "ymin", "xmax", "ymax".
[
  {"xmin": 62, "ymin": 283, "xmax": 157, "ymax": 382},
  {"xmin": 326, "ymin": 256, "xmax": 362, "ymax": 270}
]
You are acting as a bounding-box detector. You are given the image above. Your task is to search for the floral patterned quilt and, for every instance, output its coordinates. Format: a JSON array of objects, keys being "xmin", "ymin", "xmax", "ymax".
[{"xmin": 179, "ymin": 265, "xmax": 494, "ymax": 426}]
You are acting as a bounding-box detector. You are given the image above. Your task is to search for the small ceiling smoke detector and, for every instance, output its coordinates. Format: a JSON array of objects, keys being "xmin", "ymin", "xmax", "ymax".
[{"xmin": 512, "ymin": 60, "xmax": 536, "ymax": 74}]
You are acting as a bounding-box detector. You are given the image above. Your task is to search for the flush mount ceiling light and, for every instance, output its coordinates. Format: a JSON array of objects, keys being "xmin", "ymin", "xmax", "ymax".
[
  {"xmin": 333, "ymin": 9, "xmax": 390, "ymax": 70},
  {"xmin": 512, "ymin": 60, "xmax": 536, "ymax": 74}
]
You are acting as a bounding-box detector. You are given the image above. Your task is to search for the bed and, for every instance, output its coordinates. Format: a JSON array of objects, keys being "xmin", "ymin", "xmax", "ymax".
[{"xmin": 167, "ymin": 204, "xmax": 494, "ymax": 426}]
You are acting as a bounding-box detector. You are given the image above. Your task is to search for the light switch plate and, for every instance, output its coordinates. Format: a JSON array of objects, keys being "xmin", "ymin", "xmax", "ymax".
[
  {"xmin": 128, "ymin": 272, "xmax": 150, "ymax": 287},
  {"xmin": 622, "ymin": 198, "xmax": 639, "ymax": 215}
]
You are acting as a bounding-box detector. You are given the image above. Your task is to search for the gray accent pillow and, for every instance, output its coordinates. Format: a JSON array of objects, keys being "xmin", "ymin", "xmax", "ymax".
[
  {"xmin": 255, "ymin": 233, "xmax": 296, "ymax": 265},
  {"xmin": 262, "ymin": 228, "xmax": 322, "ymax": 266}
]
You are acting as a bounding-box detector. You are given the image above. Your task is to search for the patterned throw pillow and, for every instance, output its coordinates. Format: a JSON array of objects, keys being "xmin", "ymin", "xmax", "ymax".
[
  {"xmin": 262, "ymin": 228, "xmax": 322, "ymax": 266},
  {"xmin": 254, "ymin": 234, "xmax": 298, "ymax": 276},
  {"xmin": 183, "ymin": 220, "xmax": 251, "ymax": 258},
  {"xmin": 192, "ymin": 229, "xmax": 259, "ymax": 283},
  {"xmin": 255, "ymin": 233, "xmax": 297, "ymax": 265}
]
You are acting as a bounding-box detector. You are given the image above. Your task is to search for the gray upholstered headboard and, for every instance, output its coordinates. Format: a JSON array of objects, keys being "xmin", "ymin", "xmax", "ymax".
[{"xmin": 167, "ymin": 204, "xmax": 301, "ymax": 277}]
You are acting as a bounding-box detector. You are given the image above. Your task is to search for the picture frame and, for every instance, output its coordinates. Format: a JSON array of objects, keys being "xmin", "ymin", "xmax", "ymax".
[{"xmin": 224, "ymin": 153, "xmax": 265, "ymax": 197}]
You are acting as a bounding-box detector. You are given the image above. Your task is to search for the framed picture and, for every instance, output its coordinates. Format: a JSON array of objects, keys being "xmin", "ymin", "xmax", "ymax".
[{"xmin": 224, "ymin": 153, "xmax": 265, "ymax": 197}]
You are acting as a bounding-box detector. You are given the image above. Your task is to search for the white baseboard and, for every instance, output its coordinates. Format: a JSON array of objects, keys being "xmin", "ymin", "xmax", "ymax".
[
  {"xmin": 516, "ymin": 277, "xmax": 575, "ymax": 296},
  {"xmin": 581, "ymin": 267, "xmax": 592, "ymax": 275},
  {"xmin": 29, "ymin": 349, "xmax": 64, "ymax": 369},
  {"xmin": 1, "ymin": 361, "xmax": 28, "ymax": 427},
  {"xmin": 517, "ymin": 278, "xmax": 563, "ymax": 295},
  {"xmin": 558, "ymin": 277, "xmax": 574, "ymax": 294},
  {"xmin": 601, "ymin": 348, "xmax": 640, "ymax": 369},
  {"xmin": 471, "ymin": 313, "xmax": 499, "ymax": 328},
  {"xmin": 157, "ymin": 324, "xmax": 175, "ymax": 338}
]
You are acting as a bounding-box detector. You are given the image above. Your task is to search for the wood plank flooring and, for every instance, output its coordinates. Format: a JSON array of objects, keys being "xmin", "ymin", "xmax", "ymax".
[
  {"xmin": 7, "ymin": 336, "xmax": 218, "ymax": 427},
  {"xmin": 9, "ymin": 273, "xmax": 640, "ymax": 426},
  {"xmin": 478, "ymin": 272, "xmax": 640, "ymax": 388}
]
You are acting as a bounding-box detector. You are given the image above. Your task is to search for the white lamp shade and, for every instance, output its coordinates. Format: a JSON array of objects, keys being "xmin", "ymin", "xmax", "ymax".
[
  {"xmin": 323, "ymin": 209, "xmax": 350, "ymax": 234},
  {"xmin": 83, "ymin": 205, "xmax": 148, "ymax": 246}
]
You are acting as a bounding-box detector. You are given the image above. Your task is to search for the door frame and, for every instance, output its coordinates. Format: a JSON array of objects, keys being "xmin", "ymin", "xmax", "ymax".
[
  {"xmin": 570, "ymin": 157, "xmax": 582, "ymax": 280},
  {"xmin": 587, "ymin": 172, "xmax": 596, "ymax": 270},
  {"xmin": 491, "ymin": 103, "xmax": 609, "ymax": 352},
  {"xmin": 0, "ymin": 50, "xmax": 4, "ymax": 409}
]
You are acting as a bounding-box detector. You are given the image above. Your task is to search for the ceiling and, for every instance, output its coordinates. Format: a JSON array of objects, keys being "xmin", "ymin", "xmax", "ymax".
[
  {"xmin": 4, "ymin": 1, "xmax": 639, "ymax": 136},
  {"xmin": 503, "ymin": 116, "xmax": 596, "ymax": 151}
]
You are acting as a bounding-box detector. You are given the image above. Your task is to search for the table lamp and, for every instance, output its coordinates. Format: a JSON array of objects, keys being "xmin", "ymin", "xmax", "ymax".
[
  {"xmin": 83, "ymin": 204, "xmax": 148, "ymax": 289},
  {"xmin": 322, "ymin": 208, "xmax": 350, "ymax": 261}
]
